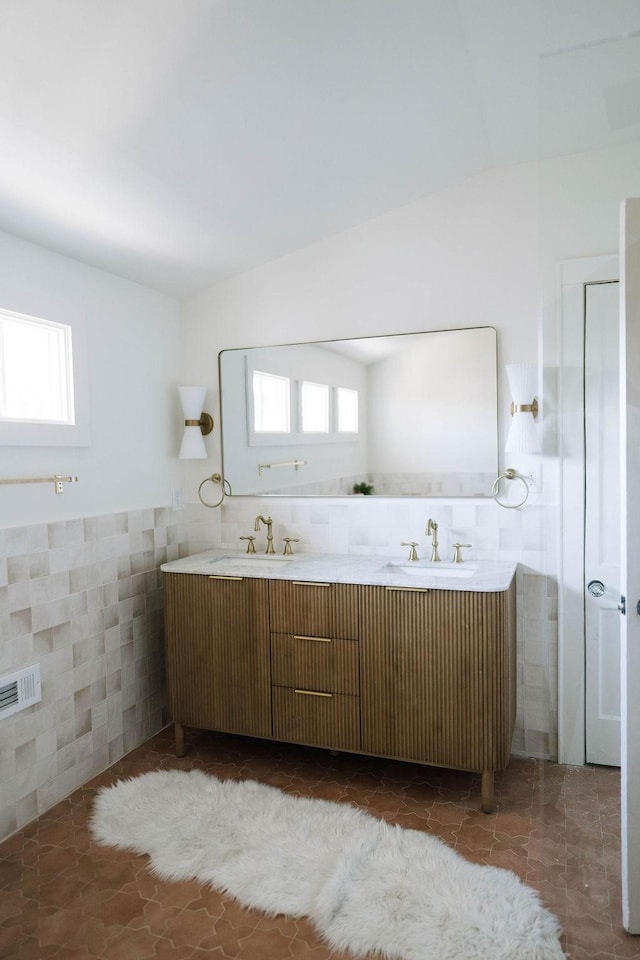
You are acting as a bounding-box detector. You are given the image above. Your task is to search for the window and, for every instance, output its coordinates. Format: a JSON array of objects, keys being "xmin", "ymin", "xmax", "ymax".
[
  {"xmin": 244, "ymin": 356, "xmax": 360, "ymax": 447},
  {"xmin": 336, "ymin": 387, "xmax": 358, "ymax": 432},
  {"xmin": 301, "ymin": 381, "xmax": 329, "ymax": 433},
  {"xmin": 0, "ymin": 307, "xmax": 88, "ymax": 447},
  {"xmin": 0, "ymin": 310, "xmax": 74, "ymax": 423},
  {"xmin": 252, "ymin": 370, "xmax": 290, "ymax": 433}
]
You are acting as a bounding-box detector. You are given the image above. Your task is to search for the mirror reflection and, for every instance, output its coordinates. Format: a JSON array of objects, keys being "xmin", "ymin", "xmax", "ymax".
[{"xmin": 219, "ymin": 326, "xmax": 497, "ymax": 497}]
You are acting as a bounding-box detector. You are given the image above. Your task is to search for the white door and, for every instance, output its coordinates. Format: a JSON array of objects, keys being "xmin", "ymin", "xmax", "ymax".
[
  {"xmin": 620, "ymin": 197, "xmax": 640, "ymax": 933},
  {"xmin": 585, "ymin": 281, "xmax": 621, "ymax": 765}
]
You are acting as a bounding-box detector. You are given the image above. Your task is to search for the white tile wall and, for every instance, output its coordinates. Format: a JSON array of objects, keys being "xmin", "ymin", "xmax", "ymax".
[
  {"xmin": 0, "ymin": 492, "xmax": 558, "ymax": 842},
  {"xmin": 0, "ymin": 507, "xmax": 188, "ymax": 842}
]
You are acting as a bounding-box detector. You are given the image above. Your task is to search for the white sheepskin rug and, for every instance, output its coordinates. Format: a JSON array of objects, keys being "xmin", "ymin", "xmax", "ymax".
[{"xmin": 91, "ymin": 769, "xmax": 564, "ymax": 960}]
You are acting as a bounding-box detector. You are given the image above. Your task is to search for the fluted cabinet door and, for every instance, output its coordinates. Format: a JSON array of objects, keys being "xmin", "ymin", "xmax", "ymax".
[
  {"xmin": 360, "ymin": 585, "xmax": 515, "ymax": 772},
  {"xmin": 164, "ymin": 573, "xmax": 271, "ymax": 738}
]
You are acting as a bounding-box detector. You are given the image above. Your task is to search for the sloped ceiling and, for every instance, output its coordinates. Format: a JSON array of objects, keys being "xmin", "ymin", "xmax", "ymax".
[{"xmin": 0, "ymin": 0, "xmax": 639, "ymax": 297}]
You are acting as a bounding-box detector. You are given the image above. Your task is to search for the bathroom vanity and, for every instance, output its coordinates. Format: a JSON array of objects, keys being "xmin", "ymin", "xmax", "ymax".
[{"xmin": 162, "ymin": 551, "xmax": 516, "ymax": 812}]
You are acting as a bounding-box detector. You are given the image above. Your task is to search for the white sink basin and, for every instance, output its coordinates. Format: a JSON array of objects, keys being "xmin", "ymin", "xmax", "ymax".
[
  {"xmin": 206, "ymin": 554, "xmax": 296, "ymax": 571},
  {"xmin": 384, "ymin": 562, "xmax": 477, "ymax": 579}
]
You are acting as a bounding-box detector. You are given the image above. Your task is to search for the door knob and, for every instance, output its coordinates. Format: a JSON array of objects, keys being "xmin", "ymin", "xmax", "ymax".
[{"xmin": 587, "ymin": 579, "xmax": 605, "ymax": 597}]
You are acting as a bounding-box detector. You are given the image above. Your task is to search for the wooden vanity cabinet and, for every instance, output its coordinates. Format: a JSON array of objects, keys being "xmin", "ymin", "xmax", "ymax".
[
  {"xmin": 163, "ymin": 570, "xmax": 516, "ymax": 811},
  {"xmin": 360, "ymin": 583, "xmax": 516, "ymax": 811},
  {"xmin": 269, "ymin": 580, "xmax": 361, "ymax": 752},
  {"xmin": 163, "ymin": 573, "xmax": 271, "ymax": 751}
]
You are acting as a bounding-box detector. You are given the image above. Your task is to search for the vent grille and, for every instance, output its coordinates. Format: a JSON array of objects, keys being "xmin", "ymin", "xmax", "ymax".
[{"xmin": 0, "ymin": 664, "xmax": 41, "ymax": 719}]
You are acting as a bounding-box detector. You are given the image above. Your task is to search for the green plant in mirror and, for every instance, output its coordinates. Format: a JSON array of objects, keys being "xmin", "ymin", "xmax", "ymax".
[{"xmin": 353, "ymin": 481, "xmax": 374, "ymax": 495}]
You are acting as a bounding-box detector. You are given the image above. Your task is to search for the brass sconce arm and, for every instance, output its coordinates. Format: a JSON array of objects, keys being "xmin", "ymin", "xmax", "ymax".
[{"xmin": 184, "ymin": 412, "xmax": 214, "ymax": 434}]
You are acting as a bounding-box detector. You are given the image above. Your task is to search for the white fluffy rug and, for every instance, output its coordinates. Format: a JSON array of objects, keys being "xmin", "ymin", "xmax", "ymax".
[{"xmin": 91, "ymin": 769, "xmax": 564, "ymax": 960}]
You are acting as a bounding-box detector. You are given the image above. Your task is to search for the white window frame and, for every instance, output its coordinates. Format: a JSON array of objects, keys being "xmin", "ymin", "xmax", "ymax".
[
  {"xmin": 0, "ymin": 306, "xmax": 90, "ymax": 447},
  {"xmin": 251, "ymin": 369, "xmax": 291, "ymax": 434},
  {"xmin": 300, "ymin": 380, "xmax": 330, "ymax": 434},
  {"xmin": 335, "ymin": 386, "xmax": 359, "ymax": 434},
  {"xmin": 245, "ymin": 357, "xmax": 360, "ymax": 447}
]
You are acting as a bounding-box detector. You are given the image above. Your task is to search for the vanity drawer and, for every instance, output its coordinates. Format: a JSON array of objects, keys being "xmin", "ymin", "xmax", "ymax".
[
  {"xmin": 272, "ymin": 685, "xmax": 361, "ymax": 751},
  {"xmin": 271, "ymin": 632, "xmax": 359, "ymax": 695},
  {"xmin": 269, "ymin": 580, "xmax": 358, "ymax": 638}
]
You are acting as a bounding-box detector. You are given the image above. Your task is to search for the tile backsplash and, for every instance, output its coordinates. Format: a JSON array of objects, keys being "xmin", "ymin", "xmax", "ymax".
[
  {"xmin": 0, "ymin": 493, "xmax": 558, "ymax": 842},
  {"xmin": 187, "ymin": 493, "xmax": 558, "ymax": 762},
  {"xmin": 0, "ymin": 507, "xmax": 188, "ymax": 841}
]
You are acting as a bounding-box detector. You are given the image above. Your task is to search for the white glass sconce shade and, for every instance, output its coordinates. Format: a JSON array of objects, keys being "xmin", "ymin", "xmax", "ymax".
[
  {"xmin": 179, "ymin": 426, "xmax": 207, "ymax": 459},
  {"xmin": 178, "ymin": 386, "xmax": 212, "ymax": 459},
  {"xmin": 505, "ymin": 363, "xmax": 540, "ymax": 454}
]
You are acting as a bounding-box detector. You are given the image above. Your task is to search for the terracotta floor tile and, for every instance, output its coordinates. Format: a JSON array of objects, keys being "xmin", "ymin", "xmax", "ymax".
[
  {"xmin": 486, "ymin": 847, "xmax": 529, "ymax": 877},
  {"xmin": 611, "ymin": 931, "xmax": 640, "ymax": 957},
  {"xmin": 99, "ymin": 925, "xmax": 160, "ymax": 959},
  {"xmin": 0, "ymin": 727, "xmax": 636, "ymax": 960},
  {"xmin": 197, "ymin": 918, "xmax": 260, "ymax": 955}
]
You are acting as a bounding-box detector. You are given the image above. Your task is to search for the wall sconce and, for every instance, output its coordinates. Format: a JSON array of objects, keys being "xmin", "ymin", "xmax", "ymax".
[
  {"xmin": 178, "ymin": 386, "xmax": 213, "ymax": 459},
  {"xmin": 505, "ymin": 363, "xmax": 540, "ymax": 454}
]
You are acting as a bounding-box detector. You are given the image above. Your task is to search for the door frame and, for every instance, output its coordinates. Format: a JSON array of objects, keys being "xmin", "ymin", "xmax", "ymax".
[
  {"xmin": 558, "ymin": 254, "xmax": 619, "ymax": 766},
  {"xmin": 620, "ymin": 198, "xmax": 640, "ymax": 932}
]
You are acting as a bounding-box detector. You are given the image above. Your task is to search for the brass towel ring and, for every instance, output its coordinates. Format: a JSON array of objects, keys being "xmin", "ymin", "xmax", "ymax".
[
  {"xmin": 491, "ymin": 468, "xmax": 529, "ymax": 509},
  {"xmin": 198, "ymin": 473, "xmax": 232, "ymax": 508}
]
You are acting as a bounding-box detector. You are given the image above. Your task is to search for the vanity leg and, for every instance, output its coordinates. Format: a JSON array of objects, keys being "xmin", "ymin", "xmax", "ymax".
[
  {"xmin": 174, "ymin": 721, "xmax": 186, "ymax": 758},
  {"xmin": 481, "ymin": 769, "xmax": 494, "ymax": 814}
]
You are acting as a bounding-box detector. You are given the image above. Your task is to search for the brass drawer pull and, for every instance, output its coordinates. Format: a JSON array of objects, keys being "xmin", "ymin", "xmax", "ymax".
[
  {"xmin": 384, "ymin": 585, "xmax": 431, "ymax": 593},
  {"xmin": 208, "ymin": 575, "xmax": 244, "ymax": 581},
  {"xmin": 292, "ymin": 581, "xmax": 331, "ymax": 587},
  {"xmin": 293, "ymin": 634, "xmax": 333, "ymax": 643},
  {"xmin": 294, "ymin": 688, "xmax": 332, "ymax": 698}
]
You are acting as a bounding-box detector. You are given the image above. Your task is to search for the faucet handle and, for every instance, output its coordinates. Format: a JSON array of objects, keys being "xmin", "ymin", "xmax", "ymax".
[
  {"xmin": 400, "ymin": 541, "xmax": 419, "ymax": 561},
  {"xmin": 283, "ymin": 537, "xmax": 299, "ymax": 556},
  {"xmin": 240, "ymin": 535, "xmax": 256, "ymax": 554},
  {"xmin": 452, "ymin": 543, "xmax": 472, "ymax": 563}
]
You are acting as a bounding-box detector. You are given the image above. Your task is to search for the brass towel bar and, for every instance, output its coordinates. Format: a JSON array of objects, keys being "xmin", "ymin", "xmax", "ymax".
[
  {"xmin": 0, "ymin": 474, "xmax": 78, "ymax": 494},
  {"xmin": 258, "ymin": 459, "xmax": 306, "ymax": 477}
]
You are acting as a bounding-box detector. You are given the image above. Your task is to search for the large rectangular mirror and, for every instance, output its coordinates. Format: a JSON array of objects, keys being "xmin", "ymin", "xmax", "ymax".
[{"xmin": 219, "ymin": 326, "xmax": 497, "ymax": 497}]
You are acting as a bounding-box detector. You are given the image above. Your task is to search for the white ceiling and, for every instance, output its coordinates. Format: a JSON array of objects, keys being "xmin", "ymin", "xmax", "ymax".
[{"xmin": 1, "ymin": 0, "xmax": 639, "ymax": 298}]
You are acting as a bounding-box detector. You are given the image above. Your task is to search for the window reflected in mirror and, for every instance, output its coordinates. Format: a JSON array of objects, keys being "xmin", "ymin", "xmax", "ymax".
[
  {"xmin": 252, "ymin": 370, "xmax": 290, "ymax": 434},
  {"xmin": 219, "ymin": 326, "xmax": 497, "ymax": 498}
]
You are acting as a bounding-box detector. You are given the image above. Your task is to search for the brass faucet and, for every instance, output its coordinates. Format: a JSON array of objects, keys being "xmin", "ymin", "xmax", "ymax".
[
  {"xmin": 452, "ymin": 542, "xmax": 472, "ymax": 563},
  {"xmin": 400, "ymin": 541, "xmax": 419, "ymax": 561},
  {"xmin": 254, "ymin": 515, "xmax": 275, "ymax": 553},
  {"xmin": 239, "ymin": 535, "xmax": 256, "ymax": 554},
  {"xmin": 426, "ymin": 518, "xmax": 440, "ymax": 562}
]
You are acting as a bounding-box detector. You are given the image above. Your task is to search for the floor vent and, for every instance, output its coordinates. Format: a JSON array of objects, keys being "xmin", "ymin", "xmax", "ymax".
[{"xmin": 0, "ymin": 664, "xmax": 41, "ymax": 719}]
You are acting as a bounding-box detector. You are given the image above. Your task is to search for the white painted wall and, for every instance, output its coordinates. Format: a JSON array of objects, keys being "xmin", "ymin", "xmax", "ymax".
[
  {"xmin": 180, "ymin": 141, "xmax": 640, "ymax": 761},
  {"xmin": 181, "ymin": 161, "xmax": 541, "ymax": 502},
  {"xmin": 1, "ymin": 136, "xmax": 638, "ymax": 763},
  {"xmin": 0, "ymin": 230, "xmax": 182, "ymax": 527},
  {"xmin": 367, "ymin": 328, "xmax": 497, "ymax": 474},
  {"xmin": 182, "ymin": 141, "xmax": 640, "ymax": 500}
]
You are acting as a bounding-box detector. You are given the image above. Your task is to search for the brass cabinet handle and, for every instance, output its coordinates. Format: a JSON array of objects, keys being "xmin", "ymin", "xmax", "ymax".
[
  {"xmin": 293, "ymin": 634, "xmax": 333, "ymax": 643},
  {"xmin": 294, "ymin": 688, "xmax": 332, "ymax": 698},
  {"xmin": 208, "ymin": 575, "xmax": 244, "ymax": 581},
  {"xmin": 292, "ymin": 581, "xmax": 331, "ymax": 587},
  {"xmin": 384, "ymin": 585, "xmax": 431, "ymax": 593}
]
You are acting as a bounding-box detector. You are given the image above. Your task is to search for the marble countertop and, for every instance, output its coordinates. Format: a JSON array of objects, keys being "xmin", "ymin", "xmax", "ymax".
[{"xmin": 161, "ymin": 549, "xmax": 517, "ymax": 593}]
